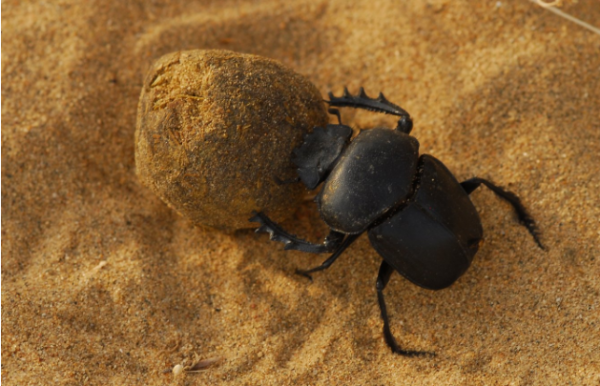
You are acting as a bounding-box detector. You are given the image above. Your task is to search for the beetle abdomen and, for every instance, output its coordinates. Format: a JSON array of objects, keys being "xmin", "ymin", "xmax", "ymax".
[
  {"xmin": 368, "ymin": 155, "xmax": 483, "ymax": 290},
  {"xmin": 317, "ymin": 128, "xmax": 419, "ymax": 234}
]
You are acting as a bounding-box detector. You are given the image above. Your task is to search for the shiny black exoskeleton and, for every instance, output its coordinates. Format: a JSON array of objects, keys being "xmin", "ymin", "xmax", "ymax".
[{"xmin": 250, "ymin": 88, "xmax": 543, "ymax": 356}]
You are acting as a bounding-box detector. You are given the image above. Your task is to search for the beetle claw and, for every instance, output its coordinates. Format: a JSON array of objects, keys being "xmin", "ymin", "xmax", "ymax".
[
  {"xmin": 250, "ymin": 211, "xmax": 341, "ymax": 254},
  {"xmin": 295, "ymin": 268, "xmax": 314, "ymax": 282}
]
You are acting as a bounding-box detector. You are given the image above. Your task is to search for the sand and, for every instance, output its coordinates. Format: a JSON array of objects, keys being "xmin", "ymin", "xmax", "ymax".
[{"xmin": 2, "ymin": 1, "xmax": 599, "ymax": 385}]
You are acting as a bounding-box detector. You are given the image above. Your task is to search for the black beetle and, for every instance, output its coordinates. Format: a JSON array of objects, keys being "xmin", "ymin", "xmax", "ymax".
[{"xmin": 250, "ymin": 88, "xmax": 543, "ymax": 356}]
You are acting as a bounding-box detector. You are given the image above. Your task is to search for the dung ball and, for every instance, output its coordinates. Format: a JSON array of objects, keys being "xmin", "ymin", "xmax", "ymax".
[{"xmin": 135, "ymin": 49, "xmax": 328, "ymax": 231}]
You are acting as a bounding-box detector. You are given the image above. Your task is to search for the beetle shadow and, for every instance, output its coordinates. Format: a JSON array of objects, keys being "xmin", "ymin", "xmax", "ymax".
[{"xmin": 234, "ymin": 200, "xmax": 406, "ymax": 368}]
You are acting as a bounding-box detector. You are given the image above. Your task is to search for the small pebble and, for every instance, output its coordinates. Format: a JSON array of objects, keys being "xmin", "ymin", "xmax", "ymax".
[{"xmin": 172, "ymin": 364, "xmax": 184, "ymax": 376}]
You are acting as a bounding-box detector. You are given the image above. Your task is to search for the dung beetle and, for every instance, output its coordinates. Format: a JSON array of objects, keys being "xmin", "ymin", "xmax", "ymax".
[{"xmin": 250, "ymin": 88, "xmax": 544, "ymax": 356}]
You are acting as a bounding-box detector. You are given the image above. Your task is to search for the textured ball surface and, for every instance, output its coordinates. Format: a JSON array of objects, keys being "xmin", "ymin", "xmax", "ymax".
[{"xmin": 135, "ymin": 50, "xmax": 328, "ymax": 231}]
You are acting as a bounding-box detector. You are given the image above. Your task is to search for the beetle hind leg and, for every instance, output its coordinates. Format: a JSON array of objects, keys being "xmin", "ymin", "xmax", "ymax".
[
  {"xmin": 461, "ymin": 177, "xmax": 544, "ymax": 249},
  {"xmin": 250, "ymin": 211, "xmax": 344, "ymax": 254},
  {"xmin": 376, "ymin": 261, "xmax": 434, "ymax": 357}
]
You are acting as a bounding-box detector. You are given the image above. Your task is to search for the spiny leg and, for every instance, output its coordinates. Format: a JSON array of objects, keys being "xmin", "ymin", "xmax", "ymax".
[
  {"xmin": 377, "ymin": 261, "xmax": 434, "ymax": 357},
  {"xmin": 327, "ymin": 87, "xmax": 413, "ymax": 134},
  {"xmin": 250, "ymin": 211, "xmax": 344, "ymax": 254},
  {"xmin": 295, "ymin": 233, "xmax": 361, "ymax": 281},
  {"xmin": 461, "ymin": 177, "xmax": 544, "ymax": 249}
]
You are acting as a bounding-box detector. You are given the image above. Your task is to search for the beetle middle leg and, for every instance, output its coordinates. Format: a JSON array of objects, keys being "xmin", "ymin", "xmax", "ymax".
[
  {"xmin": 295, "ymin": 233, "xmax": 361, "ymax": 280},
  {"xmin": 250, "ymin": 211, "xmax": 344, "ymax": 253},
  {"xmin": 460, "ymin": 178, "xmax": 544, "ymax": 249},
  {"xmin": 376, "ymin": 261, "xmax": 433, "ymax": 357}
]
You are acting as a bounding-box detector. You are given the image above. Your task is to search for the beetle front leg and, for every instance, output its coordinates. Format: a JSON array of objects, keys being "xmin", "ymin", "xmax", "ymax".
[
  {"xmin": 327, "ymin": 87, "xmax": 413, "ymax": 133},
  {"xmin": 376, "ymin": 261, "xmax": 434, "ymax": 357},
  {"xmin": 250, "ymin": 211, "xmax": 344, "ymax": 254}
]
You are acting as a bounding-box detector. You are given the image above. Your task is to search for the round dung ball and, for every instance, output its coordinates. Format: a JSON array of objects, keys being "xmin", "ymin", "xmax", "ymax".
[{"xmin": 135, "ymin": 49, "xmax": 328, "ymax": 231}]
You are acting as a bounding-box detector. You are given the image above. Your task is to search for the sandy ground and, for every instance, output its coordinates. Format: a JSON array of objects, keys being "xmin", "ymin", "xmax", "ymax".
[{"xmin": 2, "ymin": 1, "xmax": 600, "ymax": 385}]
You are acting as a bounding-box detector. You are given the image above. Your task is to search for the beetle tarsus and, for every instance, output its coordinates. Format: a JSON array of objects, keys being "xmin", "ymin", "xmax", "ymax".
[
  {"xmin": 250, "ymin": 211, "xmax": 344, "ymax": 254},
  {"xmin": 460, "ymin": 178, "xmax": 544, "ymax": 250},
  {"xmin": 377, "ymin": 261, "xmax": 435, "ymax": 357}
]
